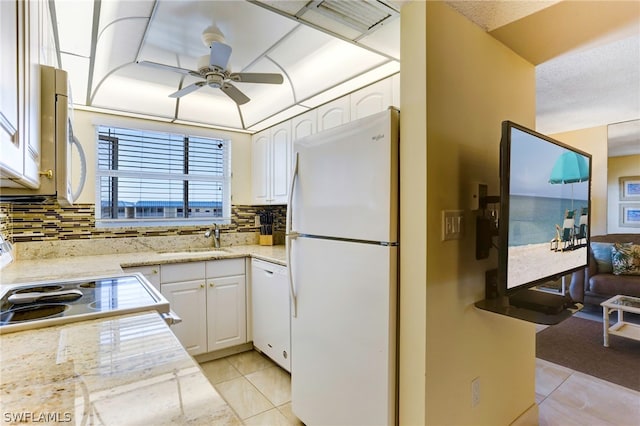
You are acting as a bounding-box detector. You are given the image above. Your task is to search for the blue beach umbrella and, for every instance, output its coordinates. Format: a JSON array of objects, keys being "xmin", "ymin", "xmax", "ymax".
[{"xmin": 549, "ymin": 151, "xmax": 589, "ymax": 210}]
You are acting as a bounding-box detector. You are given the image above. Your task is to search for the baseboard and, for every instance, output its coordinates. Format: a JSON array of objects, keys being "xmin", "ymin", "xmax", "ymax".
[{"xmin": 193, "ymin": 342, "xmax": 254, "ymax": 363}]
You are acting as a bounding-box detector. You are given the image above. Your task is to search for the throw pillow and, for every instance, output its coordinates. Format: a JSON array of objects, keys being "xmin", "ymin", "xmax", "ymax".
[
  {"xmin": 591, "ymin": 242, "xmax": 614, "ymax": 274},
  {"xmin": 611, "ymin": 243, "xmax": 640, "ymax": 276}
]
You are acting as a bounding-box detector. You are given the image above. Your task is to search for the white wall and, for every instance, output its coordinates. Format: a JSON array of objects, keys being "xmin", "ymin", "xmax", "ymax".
[{"xmin": 71, "ymin": 109, "xmax": 252, "ymax": 205}]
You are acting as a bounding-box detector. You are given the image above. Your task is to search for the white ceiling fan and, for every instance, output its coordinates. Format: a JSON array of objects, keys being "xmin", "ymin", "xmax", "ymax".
[{"xmin": 137, "ymin": 26, "xmax": 284, "ymax": 105}]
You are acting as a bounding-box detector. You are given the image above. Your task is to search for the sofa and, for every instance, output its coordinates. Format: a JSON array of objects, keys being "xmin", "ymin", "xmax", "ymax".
[{"xmin": 569, "ymin": 234, "xmax": 640, "ymax": 306}]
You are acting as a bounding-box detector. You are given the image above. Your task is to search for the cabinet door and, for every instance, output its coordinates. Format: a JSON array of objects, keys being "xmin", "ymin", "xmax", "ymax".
[
  {"xmin": 161, "ymin": 280, "xmax": 207, "ymax": 355},
  {"xmin": 317, "ymin": 96, "xmax": 350, "ymax": 132},
  {"xmin": 251, "ymin": 261, "xmax": 291, "ymax": 371},
  {"xmin": 270, "ymin": 121, "xmax": 291, "ymax": 204},
  {"xmin": 0, "ymin": 1, "xmax": 22, "ymax": 179},
  {"xmin": 21, "ymin": 0, "xmax": 41, "ymax": 184},
  {"xmin": 291, "ymin": 109, "xmax": 317, "ymax": 142},
  {"xmin": 207, "ymin": 275, "xmax": 247, "ymax": 352},
  {"xmin": 350, "ymin": 78, "xmax": 392, "ymax": 121},
  {"xmin": 252, "ymin": 130, "xmax": 270, "ymax": 205}
]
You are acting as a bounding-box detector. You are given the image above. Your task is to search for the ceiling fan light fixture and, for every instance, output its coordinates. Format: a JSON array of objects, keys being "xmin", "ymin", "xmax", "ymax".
[
  {"xmin": 206, "ymin": 74, "xmax": 225, "ymax": 89},
  {"xmin": 201, "ymin": 25, "xmax": 226, "ymax": 47}
]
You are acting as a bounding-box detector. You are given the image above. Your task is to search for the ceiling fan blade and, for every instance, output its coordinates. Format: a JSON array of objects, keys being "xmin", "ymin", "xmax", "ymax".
[
  {"xmin": 169, "ymin": 81, "xmax": 206, "ymax": 98},
  {"xmin": 220, "ymin": 82, "xmax": 250, "ymax": 105},
  {"xmin": 137, "ymin": 60, "xmax": 201, "ymax": 78},
  {"xmin": 230, "ymin": 73, "xmax": 284, "ymax": 84},
  {"xmin": 210, "ymin": 41, "xmax": 232, "ymax": 70}
]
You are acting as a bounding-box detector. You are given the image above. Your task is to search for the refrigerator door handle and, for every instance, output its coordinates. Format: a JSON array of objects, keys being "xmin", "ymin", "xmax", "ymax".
[{"xmin": 286, "ymin": 152, "xmax": 299, "ymax": 317}]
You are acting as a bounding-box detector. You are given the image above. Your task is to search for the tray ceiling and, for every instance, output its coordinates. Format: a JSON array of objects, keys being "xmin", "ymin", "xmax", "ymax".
[{"xmin": 52, "ymin": 0, "xmax": 401, "ymax": 132}]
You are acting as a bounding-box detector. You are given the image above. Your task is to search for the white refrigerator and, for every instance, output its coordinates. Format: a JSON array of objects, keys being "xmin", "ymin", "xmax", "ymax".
[{"xmin": 286, "ymin": 108, "xmax": 399, "ymax": 426}]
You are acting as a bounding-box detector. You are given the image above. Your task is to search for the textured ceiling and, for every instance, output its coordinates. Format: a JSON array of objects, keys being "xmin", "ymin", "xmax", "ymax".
[{"xmin": 447, "ymin": 0, "xmax": 640, "ymax": 152}]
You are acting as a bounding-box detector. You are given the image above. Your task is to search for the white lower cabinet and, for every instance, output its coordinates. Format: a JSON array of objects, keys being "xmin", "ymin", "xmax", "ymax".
[
  {"xmin": 162, "ymin": 279, "xmax": 208, "ymax": 355},
  {"xmin": 159, "ymin": 259, "xmax": 247, "ymax": 356},
  {"xmin": 122, "ymin": 265, "xmax": 160, "ymax": 290},
  {"xmin": 206, "ymin": 275, "xmax": 247, "ymax": 352},
  {"xmin": 251, "ymin": 259, "xmax": 291, "ymax": 372}
]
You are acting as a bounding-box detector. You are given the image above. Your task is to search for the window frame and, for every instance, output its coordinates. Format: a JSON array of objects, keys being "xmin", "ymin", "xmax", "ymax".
[{"xmin": 94, "ymin": 125, "xmax": 232, "ymax": 228}]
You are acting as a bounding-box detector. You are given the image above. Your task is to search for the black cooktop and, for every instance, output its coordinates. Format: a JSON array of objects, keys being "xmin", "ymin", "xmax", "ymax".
[{"xmin": 0, "ymin": 275, "xmax": 160, "ymax": 325}]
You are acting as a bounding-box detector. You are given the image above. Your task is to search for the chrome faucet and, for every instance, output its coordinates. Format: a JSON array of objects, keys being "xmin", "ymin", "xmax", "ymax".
[{"xmin": 204, "ymin": 224, "xmax": 221, "ymax": 248}]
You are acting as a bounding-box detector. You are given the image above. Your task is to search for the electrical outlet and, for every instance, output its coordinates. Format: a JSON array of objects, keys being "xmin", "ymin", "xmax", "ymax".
[
  {"xmin": 254, "ymin": 215, "xmax": 260, "ymax": 227},
  {"xmin": 471, "ymin": 377, "xmax": 480, "ymax": 407}
]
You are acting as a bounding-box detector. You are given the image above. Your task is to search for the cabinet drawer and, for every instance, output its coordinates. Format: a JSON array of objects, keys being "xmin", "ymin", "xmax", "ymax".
[
  {"xmin": 161, "ymin": 261, "xmax": 205, "ymax": 283},
  {"xmin": 122, "ymin": 265, "xmax": 160, "ymax": 290},
  {"xmin": 206, "ymin": 258, "xmax": 245, "ymax": 278}
]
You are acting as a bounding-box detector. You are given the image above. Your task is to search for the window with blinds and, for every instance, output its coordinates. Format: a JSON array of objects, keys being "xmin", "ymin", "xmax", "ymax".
[{"xmin": 96, "ymin": 126, "xmax": 231, "ymax": 224}]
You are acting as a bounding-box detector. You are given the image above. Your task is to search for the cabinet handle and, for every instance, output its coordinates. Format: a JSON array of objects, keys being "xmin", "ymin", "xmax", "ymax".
[
  {"xmin": 39, "ymin": 170, "xmax": 53, "ymax": 179},
  {"xmin": 152, "ymin": 269, "xmax": 158, "ymax": 274},
  {"xmin": 209, "ymin": 283, "xmax": 214, "ymax": 288},
  {"xmin": 200, "ymin": 284, "xmax": 204, "ymax": 289}
]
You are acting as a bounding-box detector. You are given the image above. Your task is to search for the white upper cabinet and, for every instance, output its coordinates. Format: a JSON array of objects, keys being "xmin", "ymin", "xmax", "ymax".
[
  {"xmin": 317, "ymin": 96, "xmax": 350, "ymax": 132},
  {"xmin": 251, "ymin": 75, "xmax": 399, "ymax": 204},
  {"xmin": 251, "ymin": 121, "xmax": 291, "ymax": 205},
  {"xmin": 0, "ymin": 1, "xmax": 21, "ymax": 179},
  {"xmin": 252, "ymin": 129, "xmax": 270, "ymax": 204},
  {"xmin": 0, "ymin": 0, "xmax": 46, "ymax": 189},
  {"xmin": 291, "ymin": 109, "xmax": 317, "ymax": 142},
  {"xmin": 350, "ymin": 78, "xmax": 393, "ymax": 121}
]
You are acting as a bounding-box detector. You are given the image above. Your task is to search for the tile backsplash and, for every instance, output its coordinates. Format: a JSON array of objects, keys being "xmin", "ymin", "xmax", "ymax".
[{"xmin": 0, "ymin": 201, "xmax": 286, "ymax": 244}]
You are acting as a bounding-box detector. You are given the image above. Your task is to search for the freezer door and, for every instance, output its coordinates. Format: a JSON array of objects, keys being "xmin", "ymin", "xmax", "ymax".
[
  {"xmin": 290, "ymin": 237, "xmax": 397, "ymax": 426},
  {"xmin": 291, "ymin": 109, "xmax": 398, "ymax": 243}
]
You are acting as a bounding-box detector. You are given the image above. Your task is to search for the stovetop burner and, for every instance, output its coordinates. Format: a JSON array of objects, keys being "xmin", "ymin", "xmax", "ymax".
[
  {"xmin": 14, "ymin": 285, "xmax": 63, "ymax": 294},
  {"xmin": 0, "ymin": 304, "xmax": 69, "ymax": 323}
]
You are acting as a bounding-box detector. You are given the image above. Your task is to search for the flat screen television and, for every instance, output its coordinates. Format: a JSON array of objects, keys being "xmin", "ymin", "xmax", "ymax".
[{"xmin": 498, "ymin": 121, "xmax": 592, "ymax": 297}]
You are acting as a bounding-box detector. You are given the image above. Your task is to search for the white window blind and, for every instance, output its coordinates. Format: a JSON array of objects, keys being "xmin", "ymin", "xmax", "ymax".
[{"xmin": 96, "ymin": 126, "xmax": 231, "ymax": 224}]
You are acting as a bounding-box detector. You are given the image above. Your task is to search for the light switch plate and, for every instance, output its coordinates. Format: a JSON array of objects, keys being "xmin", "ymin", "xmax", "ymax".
[{"xmin": 442, "ymin": 210, "xmax": 464, "ymax": 241}]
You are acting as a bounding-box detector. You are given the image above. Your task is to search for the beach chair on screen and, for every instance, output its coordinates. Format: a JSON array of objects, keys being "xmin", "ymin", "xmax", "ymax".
[
  {"xmin": 550, "ymin": 210, "xmax": 576, "ymax": 252},
  {"xmin": 574, "ymin": 207, "xmax": 588, "ymax": 246}
]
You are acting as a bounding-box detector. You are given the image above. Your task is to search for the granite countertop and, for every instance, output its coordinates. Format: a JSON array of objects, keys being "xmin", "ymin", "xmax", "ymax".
[
  {"xmin": 0, "ymin": 244, "xmax": 286, "ymax": 288},
  {"xmin": 0, "ymin": 311, "xmax": 241, "ymax": 425}
]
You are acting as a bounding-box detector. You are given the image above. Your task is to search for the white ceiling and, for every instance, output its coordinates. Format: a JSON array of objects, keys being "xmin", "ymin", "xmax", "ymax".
[
  {"xmin": 52, "ymin": 0, "xmax": 401, "ymax": 132},
  {"xmin": 52, "ymin": 0, "xmax": 639, "ymax": 146}
]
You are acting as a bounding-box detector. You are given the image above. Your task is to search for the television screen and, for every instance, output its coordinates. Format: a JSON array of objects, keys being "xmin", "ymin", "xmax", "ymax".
[{"xmin": 499, "ymin": 121, "xmax": 591, "ymax": 294}]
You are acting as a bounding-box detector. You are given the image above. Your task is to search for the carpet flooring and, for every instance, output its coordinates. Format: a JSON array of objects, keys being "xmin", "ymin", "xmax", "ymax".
[{"xmin": 536, "ymin": 316, "xmax": 640, "ymax": 392}]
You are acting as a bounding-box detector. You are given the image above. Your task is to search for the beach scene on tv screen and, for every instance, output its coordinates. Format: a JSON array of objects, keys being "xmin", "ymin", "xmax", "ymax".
[{"xmin": 507, "ymin": 128, "xmax": 590, "ymax": 289}]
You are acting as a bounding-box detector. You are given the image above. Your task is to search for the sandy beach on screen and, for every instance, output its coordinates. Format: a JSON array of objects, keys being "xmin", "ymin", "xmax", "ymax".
[{"xmin": 508, "ymin": 242, "xmax": 587, "ymax": 288}]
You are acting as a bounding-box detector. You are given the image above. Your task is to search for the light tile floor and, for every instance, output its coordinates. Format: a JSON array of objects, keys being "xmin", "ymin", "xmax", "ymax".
[
  {"xmin": 533, "ymin": 314, "xmax": 640, "ymax": 426},
  {"xmin": 201, "ymin": 345, "xmax": 639, "ymax": 426},
  {"xmin": 535, "ymin": 358, "xmax": 640, "ymax": 426},
  {"xmin": 200, "ymin": 351, "xmax": 303, "ymax": 425}
]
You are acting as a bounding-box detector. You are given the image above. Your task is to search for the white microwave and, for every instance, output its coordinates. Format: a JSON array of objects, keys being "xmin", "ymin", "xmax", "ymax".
[{"xmin": 1, "ymin": 66, "xmax": 85, "ymax": 205}]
